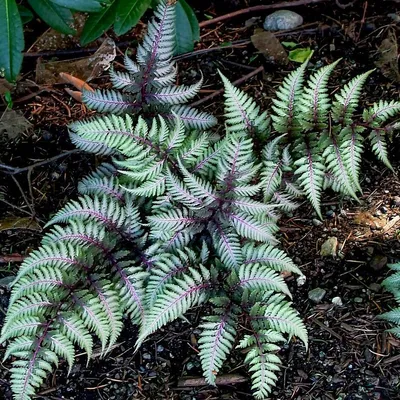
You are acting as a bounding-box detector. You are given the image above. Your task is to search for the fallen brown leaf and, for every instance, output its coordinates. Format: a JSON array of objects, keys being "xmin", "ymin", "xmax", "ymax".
[{"xmin": 251, "ymin": 29, "xmax": 288, "ymax": 65}]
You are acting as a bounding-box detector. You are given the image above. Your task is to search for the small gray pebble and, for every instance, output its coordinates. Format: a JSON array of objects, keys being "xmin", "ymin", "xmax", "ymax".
[
  {"xmin": 354, "ymin": 297, "xmax": 363, "ymax": 303},
  {"xmin": 332, "ymin": 296, "xmax": 343, "ymax": 306},
  {"xmin": 326, "ymin": 210, "xmax": 335, "ymax": 218},
  {"xmin": 313, "ymin": 218, "xmax": 323, "ymax": 226},
  {"xmin": 308, "ymin": 287, "xmax": 326, "ymax": 303},
  {"xmin": 157, "ymin": 344, "xmax": 164, "ymax": 352},
  {"xmin": 369, "ymin": 283, "xmax": 381, "ymax": 293},
  {"xmin": 142, "ymin": 352, "xmax": 151, "ymax": 360},
  {"xmin": 263, "ymin": 10, "xmax": 303, "ymax": 31}
]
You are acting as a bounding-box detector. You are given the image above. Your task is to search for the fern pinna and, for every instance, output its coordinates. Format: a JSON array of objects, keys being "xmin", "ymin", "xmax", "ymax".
[{"xmin": 1, "ymin": 1, "xmax": 306, "ymax": 399}]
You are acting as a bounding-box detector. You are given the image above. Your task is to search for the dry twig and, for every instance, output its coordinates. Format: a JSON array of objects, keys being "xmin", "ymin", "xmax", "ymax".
[{"xmin": 199, "ymin": 0, "xmax": 332, "ymax": 28}]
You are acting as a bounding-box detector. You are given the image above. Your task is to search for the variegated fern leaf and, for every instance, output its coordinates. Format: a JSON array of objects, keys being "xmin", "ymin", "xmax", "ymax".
[
  {"xmin": 1, "ymin": 168, "xmax": 148, "ymax": 400},
  {"xmin": 269, "ymin": 59, "xmax": 400, "ymax": 218},
  {"xmin": 82, "ymin": 0, "xmax": 216, "ymax": 131}
]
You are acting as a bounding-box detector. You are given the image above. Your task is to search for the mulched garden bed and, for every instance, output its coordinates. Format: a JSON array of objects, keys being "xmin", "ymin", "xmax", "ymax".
[{"xmin": 1, "ymin": 0, "xmax": 400, "ymax": 398}]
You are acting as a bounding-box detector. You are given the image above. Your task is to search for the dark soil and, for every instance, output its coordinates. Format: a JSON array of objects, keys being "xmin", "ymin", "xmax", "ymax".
[{"xmin": 1, "ymin": 0, "xmax": 400, "ymax": 399}]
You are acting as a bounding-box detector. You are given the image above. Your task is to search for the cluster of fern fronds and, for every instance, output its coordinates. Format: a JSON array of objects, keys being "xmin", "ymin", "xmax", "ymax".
[{"xmin": 2, "ymin": 1, "xmax": 400, "ymax": 399}]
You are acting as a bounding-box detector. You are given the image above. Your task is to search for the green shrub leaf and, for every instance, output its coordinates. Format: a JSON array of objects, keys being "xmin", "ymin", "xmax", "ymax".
[
  {"xmin": 80, "ymin": 0, "xmax": 118, "ymax": 45},
  {"xmin": 27, "ymin": 0, "xmax": 75, "ymax": 35},
  {"xmin": 114, "ymin": 0, "xmax": 151, "ymax": 36},
  {"xmin": 174, "ymin": 0, "xmax": 199, "ymax": 55},
  {"xmin": 18, "ymin": 4, "xmax": 34, "ymax": 24},
  {"xmin": 49, "ymin": 0, "xmax": 109, "ymax": 12},
  {"xmin": 0, "ymin": 0, "xmax": 24, "ymax": 82},
  {"xmin": 288, "ymin": 47, "xmax": 313, "ymax": 63}
]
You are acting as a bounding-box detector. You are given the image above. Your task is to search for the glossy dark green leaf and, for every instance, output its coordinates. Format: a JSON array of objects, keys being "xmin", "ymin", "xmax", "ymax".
[
  {"xmin": 80, "ymin": 0, "xmax": 118, "ymax": 45},
  {"xmin": 179, "ymin": 0, "xmax": 199, "ymax": 41},
  {"xmin": 0, "ymin": 0, "xmax": 24, "ymax": 82},
  {"xmin": 49, "ymin": 0, "xmax": 108, "ymax": 12},
  {"xmin": 18, "ymin": 4, "xmax": 34, "ymax": 24},
  {"xmin": 27, "ymin": 0, "xmax": 75, "ymax": 35},
  {"xmin": 114, "ymin": 0, "xmax": 151, "ymax": 36},
  {"xmin": 174, "ymin": 0, "xmax": 199, "ymax": 55}
]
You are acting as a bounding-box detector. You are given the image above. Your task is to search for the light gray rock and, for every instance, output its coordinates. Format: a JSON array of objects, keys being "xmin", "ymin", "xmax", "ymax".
[
  {"xmin": 308, "ymin": 287, "xmax": 326, "ymax": 303},
  {"xmin": 369, "ymin": 283, "xmax": 381, "ymax": 292},
  {"xmin": 332, "ymin": 296, "xmax": 343, "ymax": 306},
  {"xmin": 370, "ymin": 254, "xmax": 387, "ymax": 271},
  {"xmin": 263, "ymin": 10, "xmax": 303, "ymax": 31},
  {"xmin": 297, "ymin": 275, "xmax": 307, "ymax": 287},
  {"xmin": 320, "ymin": 237, "xmax": 338, "ymax": 257}
]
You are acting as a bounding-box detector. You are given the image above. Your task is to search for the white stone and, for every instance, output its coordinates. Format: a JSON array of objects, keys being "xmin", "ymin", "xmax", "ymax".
[{"xmin": 263, "ymin": 10, "xmax": 303, "ymax": 31}]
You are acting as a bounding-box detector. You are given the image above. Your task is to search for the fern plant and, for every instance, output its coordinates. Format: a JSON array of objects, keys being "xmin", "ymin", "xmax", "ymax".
[
  {"xmin": 4, "ymin": 0, "xmax": 399, "ymax": 397},
  {"xmin": 1, "ymin": 1, "xmax": 307, "ymax": 400},
  {"xmin": 268, "ymin": 58, "xmax": 400, "ymax": 218}
]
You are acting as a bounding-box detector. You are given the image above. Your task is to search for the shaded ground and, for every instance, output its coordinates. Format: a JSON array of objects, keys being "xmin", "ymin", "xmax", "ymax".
[{"xmin": 1, "ymin": 0, "xmax": 400, "ymax": 399}]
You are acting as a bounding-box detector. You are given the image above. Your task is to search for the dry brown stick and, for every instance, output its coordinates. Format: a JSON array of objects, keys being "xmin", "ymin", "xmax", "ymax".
[
  {"xmin": 0, "ymin": 254, "xmax": 26, "ymax": 263},
  {"xmin": 178, "ymin": 373, "xmax": 248, "ymax": 387},
  {"xmin": 190, "ymin": 66, "xmax": 264, "ymax": 107},
  {"xmin": 11, "ymin": 175, "xmax": 35, "ymax": 216},
  {"xmin": 309, "ymin": 317, "xmax": 343, "ymax": 341},
  {"xmin": 0, "ymin": 149, "xmax": 80, "ymax": 175},
  {"xmin": 199, "ymin": 0, "xmax": 332, "ymax": 28},
  {"xmin": 173, "ymin": 40, "xmax": 251, "ymax": 61}
]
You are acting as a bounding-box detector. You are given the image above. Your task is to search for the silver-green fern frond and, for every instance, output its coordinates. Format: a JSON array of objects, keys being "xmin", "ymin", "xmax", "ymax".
[
  {"xmin": 136, "ymin": 265, "xmax": 211, "ymax": 348},
  {"xmin": 237, "ymin": 330, "xmax": 285, "ymax": 399},
  {"xmin": 219, "ymin": 70, "xmax": 269, "ymax": 137},
  {"xmin": 79, "ymin": 0, "xmax": 216, "ymax": 131},
  {"xmin": 379, "ymin": 263, "xmax": 400, "ymax": 337},
  {"xmin": 198, "ymin": 297, "xmax": 239, "ymax": 384}
]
